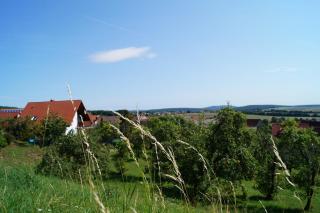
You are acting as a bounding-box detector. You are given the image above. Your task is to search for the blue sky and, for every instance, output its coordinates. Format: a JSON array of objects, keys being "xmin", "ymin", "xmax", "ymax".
[{"xmin": 1, "ymin": 0, "xmax": 320, "ymax": 110}]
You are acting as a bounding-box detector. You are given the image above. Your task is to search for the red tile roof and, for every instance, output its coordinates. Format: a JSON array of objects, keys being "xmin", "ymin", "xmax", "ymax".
[
  {"xmin": 272, "ymin": 123, "xmax": 282, "ymax": 136},
  {"xmin": 0, "ymin": 109, "xmax": 22, "ymax": 119},
  {"xmin": 246, "ymin": 119, "xmax": 261, "ymax": 128},
  {"xmin": 20, "ymin": 100, "xmax": 82, "ymax": 125},
  {"xmin": 88, "ymin": 113, "xmax": 98, "ymax": 123}
]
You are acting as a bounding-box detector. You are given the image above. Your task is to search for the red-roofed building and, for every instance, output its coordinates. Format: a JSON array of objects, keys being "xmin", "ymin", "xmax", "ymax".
[
  {"xmin": 0, "ymin": 109, "xmax": 22, "ymax": 120},
  {"xmin": 272, "ymin": 123, "xmax": 282, "ymax": 137},
  {"xmin": 88, "ymin": 113, "xmax": 99, "ymax": 125},
  {"xmin": 21, "ymin": 100, "xmax": 92, "ymax": 134},
  {"xmin": 246, "ymin": 119, "xmax": 261, "ymax": 128},
  {"xmin": 271, "ymin": 120, "xmax": 320, "ymax": 137},
  {"xmin": 299, "ymin": 120, "xmax": 320, "ymax": 134}
]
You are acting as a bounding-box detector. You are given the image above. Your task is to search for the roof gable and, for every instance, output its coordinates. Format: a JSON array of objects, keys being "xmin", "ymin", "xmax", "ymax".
[{"xmin": 21, "ymin": 100, "xmax": 82, "ymax": 124}]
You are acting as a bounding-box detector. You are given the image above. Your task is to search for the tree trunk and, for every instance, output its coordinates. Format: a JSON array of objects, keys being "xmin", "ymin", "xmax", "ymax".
[{"xmin": 304, "ymin": 170, "xmax": 316, "ymax": 211}]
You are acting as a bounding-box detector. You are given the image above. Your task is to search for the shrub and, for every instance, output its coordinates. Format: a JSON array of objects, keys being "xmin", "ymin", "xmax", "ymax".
[
  {"xmin": 4, "ymin": 117, "xmax": 40, "ymax": 142},
  {"xmin": 38, "ymin": 114, "xmax": 67, "ymax": 146},
  {"xmin": 36, "ymin": 134, "xmax": 111, "ymax": 181}
]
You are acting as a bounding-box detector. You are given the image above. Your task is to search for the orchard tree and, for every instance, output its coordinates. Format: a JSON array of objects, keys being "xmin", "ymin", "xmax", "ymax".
[
  {"xmin": 113, "ymin": 138, "xmax": 129, "ymax": 174},
  {"xmin": 206, "ymin": 108, "xmax": 256, "ymax": 198},
  {"xmin": 147, "ymin": 115, "xmax": 209, "ymax": 203},
  {"xmin": 129, "ymin": 128, "xmax": 145, "ymax": 158},
  {"xmin": 294, "ymin": 128, "xmax": 320, "ymax": 211},
  {"xmin": 89, "ymin": 121, "xmax": 119, "ymax": 144},
  {"xmin": 279, "ymin": 119, "xmax": 320, "ymax": 211},
  {"xmin": 5, "ymin": 117, "xmax": 40, "ymax": 142},
  {"xmin": 253, "ymin": 120, "xmax": 277, "ymax": 200},
  {"xmin": 117, "ymin": 110, "xmax": 134, "ymax": 138},
  {"xmin": 39, "ymin": 114, "xmax": 67, "ymax": 147},
  {"xmin": 279, "ymin": 121, "xmax": 320, "ymax": 211}
]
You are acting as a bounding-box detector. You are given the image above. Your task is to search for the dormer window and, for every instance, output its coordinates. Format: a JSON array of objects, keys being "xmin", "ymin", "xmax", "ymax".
[{"xmin": 31, "ymin": 116, "xmax": 37, "ymax": 121}]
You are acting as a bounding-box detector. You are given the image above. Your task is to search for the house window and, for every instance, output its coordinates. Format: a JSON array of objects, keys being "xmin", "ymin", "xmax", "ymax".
[{"xmin": 31, "ymin": 116, "xmax": 37, "ymax": 121}]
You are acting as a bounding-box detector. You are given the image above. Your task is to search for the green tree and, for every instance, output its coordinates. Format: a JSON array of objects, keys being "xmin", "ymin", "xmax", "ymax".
[
  {"xmin": 5, "ymin": 117, "xmax": 40, "ymax": 142},
  {"xmin": 206, "ymin": 108, "xmax": 256, "ymax": 198},
  {"xmin": 89, "ymin": 121, "xmax": 119, "ymax": 144},
  {"xmin": 117, "ymin": 110, "xmax": 134, "ymax": 138},
  {"xmin": 39, "ymin": 114, "xmax": 68, "ymax": 147},
  {"xmin": 118, "ymin": 110, "xmax": 145, "ymax": 159},
  {"xmin": 278, "ymin": 119, "xmax": 301, "ymax": 172},
  {"xmin": 113, "ymin": 139, "xmax": 129, "ymax": 174},
  {"xmin": 112, "ymin": 110, "xmax": 135, "ymax": 173},
  {"xmin": 295, "ymin": 128, "xmax": 320, "ymax": 211},
  {"xmin": 147, "ymin": 115, "xmax": 209, "ymax": 203},
  {"xmin": 37, "ymin": 134, "xmax": 111, "ymax": 180},
  {"xmin": 279, "ymin": 121, "xmax": 320, "ymax": 211},
  {"xmin": 253, "ymin": 120, "xmax": 277, "ymax": 200},
  {"xmin": 129, "ymin": 128, "xmax": 145, "ymax": 158}
]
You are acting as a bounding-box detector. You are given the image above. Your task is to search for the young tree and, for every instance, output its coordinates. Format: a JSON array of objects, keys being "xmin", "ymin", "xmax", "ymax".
[
  {"xmin": 5, "ymin": 117, "xmax": 40, "ymax": 142},
  {"xmin": 206, "ymin": 108, "xmax": 256, "ymax": 198},
  {"xmin": 278, "ymin": 119, "xmax": 301, "ymax": 172},
  {"xmin": 117, "ymin": 110, "xmax": 134, "ymax": 138},
  {"xmin": 89, "ymin": 121, "xmax": 119, "ymax": 144},
  {"xmin": 113, "ymin": 139, "xmax": 129, "ymax": 174},
  {"xmin": 253, "ymin": 120, "xmax": 277, "ymax": 200},
  {"xmin": 295, "ymin": 128, "xmax": 320, "ymax": 211},
  {"xmin": 39, "ymin": 114, "xmax": 68, "ymax": 147},
  {"xmin": 279, "ymin": 121, "xmax": 320, "ymax": 211},
  {"xmin": 37, "ymin": 134, "xmax": 111, "ymax": 180},
  {"xmin": 147, "ymin": 115, "xmax": 209, "ymax": 203},
  {"xmin": 129, "ymin": 128, "xmax": 145, "ymax": 158}
]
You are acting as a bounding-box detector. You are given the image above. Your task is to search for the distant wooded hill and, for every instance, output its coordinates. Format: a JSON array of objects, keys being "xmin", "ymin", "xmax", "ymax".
[
  {"xmin": 89, "ymin": 105, "xmax": 320, "ymax": 118},
  {"xmin": 137, "ymin": 105, "xmax": 320, "ymax": 114}
]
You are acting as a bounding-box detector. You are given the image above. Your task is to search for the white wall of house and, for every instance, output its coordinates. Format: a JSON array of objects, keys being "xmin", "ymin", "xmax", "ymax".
[{"xmin": 65, "ymin": 112, "xmax": 78, "ymax": 134}]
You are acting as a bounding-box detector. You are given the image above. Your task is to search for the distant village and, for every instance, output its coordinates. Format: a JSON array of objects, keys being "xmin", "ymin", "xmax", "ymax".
[{"xmin": 1, "ymin": 99, "xmax": 320, "ymax": 137}]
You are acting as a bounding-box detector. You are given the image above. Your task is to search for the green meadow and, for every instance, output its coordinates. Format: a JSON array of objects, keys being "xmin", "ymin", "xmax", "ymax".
[{"xmin": 0, "ymin": 143, "xmax": 319, "ymax": 213}]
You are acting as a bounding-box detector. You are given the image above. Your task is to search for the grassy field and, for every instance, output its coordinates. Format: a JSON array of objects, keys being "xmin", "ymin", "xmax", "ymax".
[{"xmin": 0, "ymin": 143, "xmax": 319, "ymax": 212}]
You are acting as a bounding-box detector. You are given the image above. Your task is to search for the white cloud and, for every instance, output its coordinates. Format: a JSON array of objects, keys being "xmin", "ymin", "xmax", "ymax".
[
  {"xmin": 89, "ymin": 46, "xmax": 156, "ymax": 63},
  {"xmin": 264, "ymin": 66, "xmax": 298, "ymax": 73}
]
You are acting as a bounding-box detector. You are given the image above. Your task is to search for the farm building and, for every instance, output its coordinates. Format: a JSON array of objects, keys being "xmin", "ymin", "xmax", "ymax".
[
  {"xmin": 246, "ymin": 119, "xmax": 261, "ymax": 128},
  {"xmin": 271, "ymin": 120, "xmax": 320, "ymax": 137},
  {"xmin": 21, "ymin": 100, "xmax": 95, "ymax": 134}
]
